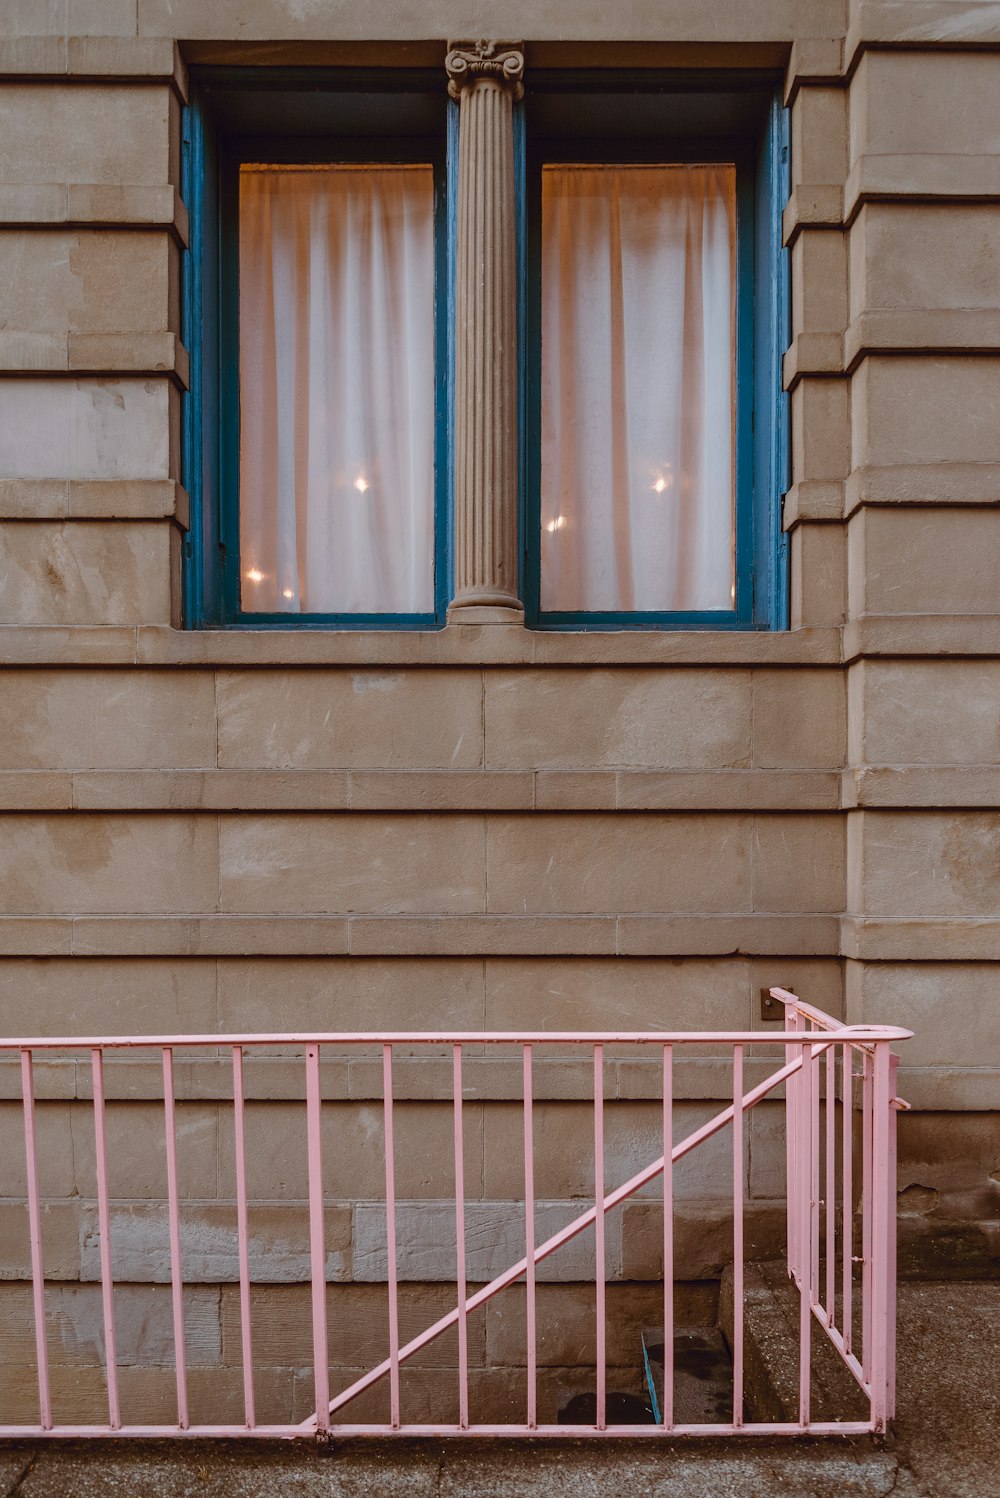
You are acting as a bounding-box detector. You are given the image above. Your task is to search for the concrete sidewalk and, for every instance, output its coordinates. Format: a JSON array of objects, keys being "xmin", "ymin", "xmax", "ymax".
[{"xmin": 0, "ymin": 1281, "xmax": 994, "ymax": 1498}]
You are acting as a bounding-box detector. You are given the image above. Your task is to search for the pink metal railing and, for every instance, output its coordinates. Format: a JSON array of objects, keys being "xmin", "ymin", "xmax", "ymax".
[{"xmin": 0, "ymin": 990, "xmax": 910, "ymax": 1440}]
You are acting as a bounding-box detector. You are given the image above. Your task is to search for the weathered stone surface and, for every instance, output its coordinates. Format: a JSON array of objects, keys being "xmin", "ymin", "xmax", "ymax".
[
  {"xmin": 0, "ymin": 670, "xmax": 216, "ymax": 769},
  {"xmin": 851, "ymin": 660, "xmax": 1000, "ymax": 766},
  {"xmin": 0, "ymin": 85, "xmax": 174, "ymax": 186},
  {"xmin": 485, "ymin": 669, "xmax": 751, "ymax": 771},
  {"xmin": 849, "ymin": 810, "xmax": 1000, "ymax": 918},
  {"xmin": 0, "ymin": 380, "xmax": 171, "ymax": 481},
  {"xmin": 218, "ymin": 814, "xmax": 487, "ymax": 915},
  {"xmin": 0, "ymin": 813, "xmax": 217, "ymax": 914},
  {"xmin": 848, "ymin": 507, "xmax": 1000, "ymax": 616},
  {"xmin": 0, "ymin": 520, "xmax": 174, "ymax": 625},
  {"xmin": 217, "ymin": 669, "xmax": 484, "ymax": 770}
]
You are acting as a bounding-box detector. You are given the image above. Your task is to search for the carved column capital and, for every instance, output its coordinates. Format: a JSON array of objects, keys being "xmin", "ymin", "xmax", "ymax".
[{"xmin": 445, "ymin": 40, "xmax": 524, "ymax": 101}]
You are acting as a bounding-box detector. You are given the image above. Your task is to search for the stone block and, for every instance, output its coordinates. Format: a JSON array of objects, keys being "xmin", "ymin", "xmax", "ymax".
[
  {"xmin": 752, "ymin": 669, "xmax": 845, "ymax": 769},
  {"xmin": 483, "ymin": 669, "xmax": 751, "ymax": 771},
  {"xmin": 619, "ymin": 1198, "xmax": 786, "ymax": 1280},
  {"xmin": 0, "ymin": 669, "xmax": 215, "ymax": 769},
  {"xmin": 850, "ymin": 51, "xmax": 1000, "ymax": 164},
  {"xmin": 0, "ymin": 1, "xmax": 139, "ymax": 36},
  {"xmin": 0, "ymin": 232, "xmax": 174, "ymax": 358},
  {"xmin": 852, "ymin": 357, "xmax": 1000, "ymax": 472},
  {"xmin": 0, "ymin": 84, "xmax": 173, "ymax": 186},
  {"xmin": 79, "ymin": 1201, "xmax": 352, "ymax": 1283},
  {"xmin": 353, "ymin": 1198, "xmax": 621, "ymax": 1284},
  {"xmin": 0, "ymin": 1200, "xmax": 80, "ymax": 1280},
  {"xmin": 482, "ymin": 955, "xmax": 751, "ymax": 1034},
  {"xmin": 0, "ymin": 1100, "xmax": 75, "ymax": 1198},
  {"xmin": 848, "ymin": 507, "xmax": 1000, "ymax": 616},
  {"xmin": 0, "ymin": 956, "xmax": 217, "ymax": 1036},
  {"xmin": 219, "ymin": 814, "xmax": 486, "ymax": 915},
  {"xmin": 0, "ymin": 813, "xmax": 218, "ymax": 914},
  {"xmin": 791, "ymin": 378, "xmax": 850, "ymax": 482},
  {"xmin": 72, "ymin": 1099, "xmax": 219, "ymax": 1200},
  {"xmin": 791, "ymin": 85, "xmax": 848, "ymax": 191},
  {"xmin": 849, "ymin": 810, "xmax": 1000, "ymax": 918},
  {"xmin": 217, "ymin": 1099, "xmax": 483, "ymax": 1201},
  {"xmin": 845, "ymin": 959, "xmax": 999, "ymax": 1075},
  {"xmin": 484, "ymin": 1280, "xmax": 715, "ymax": 1368},
  {"xmin": 0, "ymin": 520, "xmax": 173, "ymax": 626},
  {"xmin": 216, "ymin": 669, "xmax": 483, "ymax": 770},
  {"xmin": 752, "ymin": 813, "xmax": 845, "ymax": 913},
  {"xmin": 217, "ymin": 956, "xmax": 484, "ymax": 1034},
  {"xmin": 792, "ymin": 230, "xmax": 848, "ymax": 338},
  {"xmin": 482, "ymin": 1098, "xmax": 733, "ymax": 1202},
  {"xmin": 220, "ymin": 1280, "xmax": 488, "ymax": 1372},
  {"xmin": 854, "ymin": 660, "xmax": 1000, "ymax": 766},
  {"xmin": 790, "ymin": 523, "xmax": 846, "ymax": 629},
  {"xmin": 0, "ymin": 379, "xmax": 171, "ymax": 480},
  {"xmin": 850, "ymin": 203, "xmax": 1000, "ymax": 323},
  {"xmin": 485, "ymin": 813, "xmax": 751, "ymax": 916},
  {"xmin": 0, "ymin": 1282, "xmax": 222, "ymax": 1370}
]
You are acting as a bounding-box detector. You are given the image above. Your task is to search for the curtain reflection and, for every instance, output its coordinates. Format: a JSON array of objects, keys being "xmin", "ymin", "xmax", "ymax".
[
  {"xmin": 239, "ymin": 163, "xmax": 435, "ymax": 615},
  {"xmin": 541, "ymin": 163, "xmax": 736, "ymax": 613}
]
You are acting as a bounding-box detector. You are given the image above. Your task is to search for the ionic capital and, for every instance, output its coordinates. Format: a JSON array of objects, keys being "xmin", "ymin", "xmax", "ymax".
[{"xmin": 445, "ymin": 40, "xmax": 525, "ymax": 101}]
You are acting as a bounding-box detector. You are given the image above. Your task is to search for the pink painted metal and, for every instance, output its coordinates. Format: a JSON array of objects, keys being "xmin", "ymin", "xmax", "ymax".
[
  {"xmin": 1, "ymin": 995, "xmax": 910, "ymax": 1441},
  {"xmin": 523, "ymin": 1044, "xmax": 537, "ymax": 1429},
  {"xmin": 161, "ymin": 1047, "xmax": 188, "ymax": 1430},
  {"xmin": 231, "ymin": 1044, "xmax": 256, "ymax": 1429},
  {"xmin": 661, "ymin": 1044, "xmax": 673, "ymax": 1431},
  {"xmin": 382, "ymin": 1044, "xmax": 401, "ymax": 1430}
]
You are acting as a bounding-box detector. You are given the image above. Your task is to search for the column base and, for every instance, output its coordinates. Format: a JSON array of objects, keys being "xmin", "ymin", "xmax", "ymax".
[{"xmin": 446, "ymin": 602, "xmax": 525, "ymax": 626}]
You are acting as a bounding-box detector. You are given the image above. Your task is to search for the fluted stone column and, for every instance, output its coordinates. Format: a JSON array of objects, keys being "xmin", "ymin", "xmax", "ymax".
[{"xmin": 446, "ymin": 41, "xmax": 524, "ymax": 623}]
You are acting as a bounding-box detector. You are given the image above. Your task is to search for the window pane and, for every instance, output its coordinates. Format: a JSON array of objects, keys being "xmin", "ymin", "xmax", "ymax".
[
  {"xmin": 540, "ymin": 163, "xmax": 736, "ymax": 613},
  {"xmin": 238, "ymin": 163, "xmax": 436, "ymax": 615}
]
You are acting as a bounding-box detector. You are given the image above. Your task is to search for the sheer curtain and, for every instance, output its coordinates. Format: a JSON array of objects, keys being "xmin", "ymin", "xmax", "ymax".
[
  {"xmin": 540, "ymin": 163, "xmax": 736, "ymax": 614},
  {"xmin": 238, "ymin": 163, "xmax": 436, "ymax": 615}
]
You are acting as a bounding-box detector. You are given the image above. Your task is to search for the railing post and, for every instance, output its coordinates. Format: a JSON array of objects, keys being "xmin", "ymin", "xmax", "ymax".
[
  {"xmin": 886, "ymin": 1051, "xmax": 900, "ymax": 1422},
  {"xmin": 785, "ymin": 1009, "xmax": 802, "ymax": 1283},
  {"xmin": 869, "ymin": 1043, "xmax": 894, "ymax": 1431}
]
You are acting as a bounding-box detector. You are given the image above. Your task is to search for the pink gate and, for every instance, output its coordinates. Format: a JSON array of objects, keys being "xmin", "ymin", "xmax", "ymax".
[{"xmin": 1, "ymin": 988, "xmax": 909, "ymax": 1439}]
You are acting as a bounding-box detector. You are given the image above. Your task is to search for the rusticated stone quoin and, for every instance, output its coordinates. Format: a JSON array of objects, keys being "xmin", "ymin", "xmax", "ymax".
[{"xmin": 445, "ymin": 41, "xmax": 524, "ymax": 622}]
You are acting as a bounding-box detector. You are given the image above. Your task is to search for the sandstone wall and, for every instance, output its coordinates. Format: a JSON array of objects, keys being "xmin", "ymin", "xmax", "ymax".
[{"xmin": 0, "ymin": 0, "xmax": 998, "ymax": 1426}]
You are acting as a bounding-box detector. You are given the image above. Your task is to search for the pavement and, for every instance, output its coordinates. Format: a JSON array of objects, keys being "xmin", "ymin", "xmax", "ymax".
[{"xmin": 0, "ymin": 1280, "xmax": 995, "ymax": 1497}]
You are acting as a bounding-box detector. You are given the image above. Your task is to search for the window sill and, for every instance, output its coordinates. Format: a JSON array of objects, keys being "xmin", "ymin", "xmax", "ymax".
[{"xmin": 0, "ymin": 623, "xmax": 841, "ymax": 667}]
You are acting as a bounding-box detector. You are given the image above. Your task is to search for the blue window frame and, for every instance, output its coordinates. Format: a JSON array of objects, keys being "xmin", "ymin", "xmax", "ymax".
[
  {"xmin": 182, "ymin": 68, "xmax": 787, "ymax": 633},
  {"xmin": 182, "ymin": 70, "xmax": 451, "ymax": 629},
  {"xmin": 517, "ymin": 74, "xmax": 789, "ymax": 632}
]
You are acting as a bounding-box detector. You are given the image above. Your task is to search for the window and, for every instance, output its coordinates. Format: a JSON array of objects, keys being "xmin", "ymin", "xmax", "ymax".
[
  {"xmin": 521, "ymin": 76, "xmax": 788, "ymax": 631},
  {"xmin": 182, "ymin": 72, "xmax": 449, "ymax": 629},
  {"xmin": 183, "ymin": 68, "xmax": 787, "ymax": 632}
]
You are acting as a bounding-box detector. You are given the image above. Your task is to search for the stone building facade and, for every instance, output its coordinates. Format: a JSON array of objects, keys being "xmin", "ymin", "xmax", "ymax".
[{"xmin": 0, "ymin": 0, "xmax": 997, "ymax": 1427}]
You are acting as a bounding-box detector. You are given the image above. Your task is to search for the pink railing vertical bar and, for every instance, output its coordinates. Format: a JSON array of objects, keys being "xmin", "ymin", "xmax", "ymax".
[
  {"xmin": 231, "ymin": 1045, "xmax": 255, "ymax": 1429},
  {"xmin": 523, "ymin": 1044, "xmax": 537, "ymax": 1430},
  {"xmin": 797, "ymin": 1036, "xmax": 812, "ymax": 1429},
  {"xmin": 886, "ymin": 1051, "xmax": 900, "ymax": 1422},
  {"xmin": 382, "ymin": 1044, "xmax": 400, "ymax": 1430},
  {"xmin": 305, "ymin": 1042, "xmax": 330, "ymax": 1434},
  {"xmin": 20, "ymin": 1048, "xmax": 51, "ymax": 1431},
  {"xmin": 731, "ymin": 1044, "xmax": 744, "ymax": 1428},
  {"xmin": 861, "ymin": 1051, "xmax": 873, "ymax": 1385},
  {"xmin": 869, "ymin": 1043, "xmax": 893, "ymax": 1431},
  {"xmin": 825, "ymin": 1045, "xmax": 836, "ymax": 1325},
  {"xmin": 809, "ymin": 1029, "xmax": 821, "ymax": 1309},
  {"xmin": 91, "ymin": 1047, "xmax": 121, "ymax": 1430},
  {"xmin": 593, "ymin": 1044, "xmax": 606, "ymax": 1432},
  {"xmin": 161, "ymin": 1047, "xmax": 189, "ymax": 1430},
  {"xmin": 842, "ymin": 1045, "xmax": 853, "ymax": 1356},
  {"xmin": 785, "ymin": 1009, "xmax": 802, "ymax": 1284},
  {"xmin": 452, "ymin": 1044, "xmax": 469, "ymax": 1429},
  {"xmin": 661, "ymin": 1044, "xmax": 673, "ymax": 1431}
]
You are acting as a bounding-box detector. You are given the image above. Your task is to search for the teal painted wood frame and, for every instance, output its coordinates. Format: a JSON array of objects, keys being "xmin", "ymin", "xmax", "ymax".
[
  {"xmin": 518, "ymin": 79, "xmax": 789, "ymax": 632},
  {"xmin": 181, "ymin": 71, "xmax": 451, "ymax": 630}
]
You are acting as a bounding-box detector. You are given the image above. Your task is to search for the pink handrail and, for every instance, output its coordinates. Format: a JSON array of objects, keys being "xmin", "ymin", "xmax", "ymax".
[{"xmin": 1, "ymin": 989, "xmax": 909, "ymax": 1440}]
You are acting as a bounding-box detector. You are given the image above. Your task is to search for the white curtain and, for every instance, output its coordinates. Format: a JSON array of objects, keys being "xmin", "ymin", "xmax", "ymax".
[
  {"xmin": 238, "ymin": 163, "xmax": 436, "ymax": 615},
  {"xmin": 540, "ymin": 163, "xmax": 736, "ymax": 614}
]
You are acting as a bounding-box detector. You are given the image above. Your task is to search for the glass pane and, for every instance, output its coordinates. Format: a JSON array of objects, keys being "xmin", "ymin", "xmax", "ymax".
[
  {"xmin": 238, "ymin": 163, "xmax": 436, "ymax": 615},
  {"xmin": 540, "ymin": 163, "xmax": 737, "ymax": 613}
]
